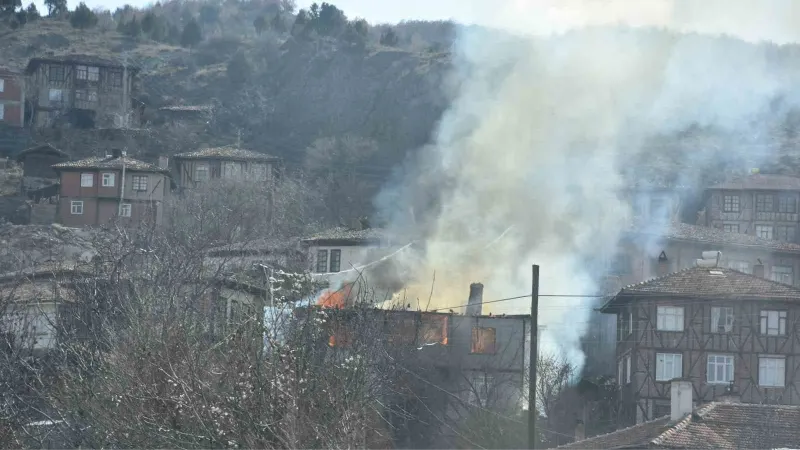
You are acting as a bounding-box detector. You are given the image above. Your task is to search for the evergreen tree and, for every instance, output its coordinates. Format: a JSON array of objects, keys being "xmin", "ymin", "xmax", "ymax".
[
  {"xmin": 199, "ymin": 3, "xmax": 219, "ymax": 25},
  {"xmin": 141, "ymin": 11, "xmax": 155, "ymax": 33},
  {"xmin": 271, "ymin": 12, "xmax": 286, "ymax": 32},
  {"xmin": 253, "ymin": 14, "xmax": 266, "ymax": 35},
  {"xmin": 1, "ymin": 0, "xmax": 21, "ymax": 17},
  {"xmin": 379, "ymin": 28, "xmax": 399, "ymax": 47},
  {"xmin": 226, "ymin": 51, "xmax": 252, "ymax": 85},
  {"xmin": 181, "ymin": 18, "xmax": 202, "ymax": 48},
  {"xmin": 43, "ymin": 0, "xmax": 67, "ymax": 17},
  {"xmin": 70, "ymin": 2, "xmax": 98, "ymax": 30},
  {"xmin": 25, "ymin": 2, "xmax": 39, "ymax": 20}
]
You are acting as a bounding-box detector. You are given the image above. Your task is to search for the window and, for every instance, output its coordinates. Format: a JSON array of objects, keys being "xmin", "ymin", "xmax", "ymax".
[
  {"xmin": 108, "ymin": 70, "xmax": 123, "ymax": 88},
  {"xmin": 468, "ymin": 373, "xmax": 494, "ymax": 406},
  {"xmin": 618, "ymin": 359, "xmax": 624, "ymax": 385},
  {"xmin": 656, "ymin": 353, "xmax": 682, "ymax": 381},
  {"xmin": 618, "ymin": 311, "xmax": 632, "ymax": 341},
  {"xmin": 711, "ymin": 307, "xmax": 735, "ymax": 333},
  {"xmin": 0, "ymin": 104, "xmax": 4, "ymax": 121},
  {"xmin": 759, "ymin": 357, "xmax": 785, "ymax": 387},
  {"xmin": 329, "ymin": 249, "xmax": 341, "ymax": 273},
  {"xmin": 771, "ymin": 266, "xmax": 793, "ymax": 285},
  {"xmin": 0, "ymin": 78, "xmax": 4, "ymax": 92},
  {"xmin": 223, "ymin": 162, "xmax": 243, "ymax": 179},
  {"xmin": 48, "ymin": 65, "xmax": 65, "ymax": 82},
  {"xmin": 471, "ymin": 327, "xmax": 497, "ymax": 354},
  {"xmin": 74, "ymin": 89, "xmax": 98, "ymax": 107},
  {"xmin": 723, "ymin": 224, "xmax": 739, "ymax": 233},
  {"xmin": 70, "ymin": 201, "xmax": 83, "ymax": 215},
  {"xmin": 87, "ymin": 66, "xmax": 99, "ymax": 81},
  {"xmin": 657, "ymin": 306, "xmax": 684, "ymax": 331},
  {"xmin": 707, "ymin": 355, "xmax": 734, "ymax": 384},
  {"xmin": 756, "ymin": 225, "xmax": 773, "ymax": 239},
  {"xmin": 776, "ymin": 226, "xmax": 796, "ymax": 243},
  {"xmin": 48, "ymin": 89, "xmax": 63, "ymax": 107},
  {"xmin": 779, "ymin": 195, "xmax": 796, "ymax": 213},
  {"xmin": 76, "ymin": 65, "xmax": 99, "ymax": 81},
  {"xmin": 80, "ymin": 173, "xmax": 93, "ymax": 187},
  {"xmin": 119, "ymin": 203, "xmax": 131, "ymax": 217},
  {"xmin": 760, "ymin": 310, "xmax": 787, "ymax": 336},
  {"xmin": 132, "ymin": 175, "xmax": 148, "ymax": 192},
  {"xmin": 727, "ymin": 260, "xmax": 750, "ymax": 273},
  {"xmin": 315, "ymin": 250, "xmax": 328, "ymax": 273},
  {"xmin": 194, "ymin": 165, "xmax": 209, "ymax": 183},
  {"xmin": 723, "ymin": 195, "xmax": 740, "ymax": 213},
  {"xmin": 756, "ymin": 194, "xmax": 774, "ymax": 212},
  {"xmin": 101, "ymin": 173, "xmax": 115, "ymax": 187}
]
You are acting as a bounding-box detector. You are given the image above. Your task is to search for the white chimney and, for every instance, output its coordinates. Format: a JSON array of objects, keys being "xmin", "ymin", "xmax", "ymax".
[{"xmin": 670, "ymin": 380, "xmax": 693, "ymax": 421}]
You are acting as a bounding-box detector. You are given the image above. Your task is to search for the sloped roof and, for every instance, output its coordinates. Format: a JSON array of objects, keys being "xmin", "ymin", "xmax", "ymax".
[
  {"xmin": 14, "ymin": 144, "xmax": 70, "ymax": 162},
  {"xmin": 25, "ymin": 55, "xmax": 140, "ymax": 73},
  {"xmin": 708, "ymin": 173, "xmax": 800, "ymax": 191},
  {"xmin": 628, "ymin": 221, "xmax": 800, "ymax": 254},
  {"xmin": 158, "ymin": 105, "xmax": 213, "ymax": 112},
  {"xmin": 559, "ymin": 402, "xmax": 800, "ymax": 449},
  {"xmin": 52, "ymin": 155, "xmax": 168, "ymax": 173},
  {"xmin": 301, "ymin": 227, "xmax": 387, "ymax": 243},
  {"xmin": 173, "ymin": 146, "xmax": 279, "ymax": 162},
  {"xmin": 607, "ymin": 266, "xmax": 800, "ymax": 304}
]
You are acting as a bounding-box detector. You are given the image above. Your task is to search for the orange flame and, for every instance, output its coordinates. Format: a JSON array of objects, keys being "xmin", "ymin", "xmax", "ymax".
[{"xmin": 316, "ymin": 283, "xmax": 354, "ymax": 309}]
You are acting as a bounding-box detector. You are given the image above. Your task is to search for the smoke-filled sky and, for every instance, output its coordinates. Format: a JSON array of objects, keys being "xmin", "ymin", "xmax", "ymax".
[{"xmin": 374, "ymin": 0, "xmax": 800, "ymax": 371}]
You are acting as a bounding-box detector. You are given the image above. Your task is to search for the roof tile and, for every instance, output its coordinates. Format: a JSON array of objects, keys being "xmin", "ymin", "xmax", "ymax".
[
  {"xmin": 302, "ymin": 227, "xmax": 386, "ymax": 242},
  {"xmin": 52, "ymin": 155, "xmax": 167, "ymax": 173},
  {"xmin": 709, "ymin": 173, "xmax": 800, "ymax": 191},
  {"xmin": 629, "ymin": 221, "xmax": 800, "ymax": 254},
  {"xmin": 173, "ymin": 146, "xmax": 278, "ymax": 162}
]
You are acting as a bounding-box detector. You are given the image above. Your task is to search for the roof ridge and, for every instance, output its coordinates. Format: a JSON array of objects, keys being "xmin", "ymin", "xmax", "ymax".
[
  {"xmin": 556, "ymin": 415, "xmax": 670, "ymax": 448},
  {"xmin": 650, "ymin": 403, "xmax": 721, "ymax": 446}
]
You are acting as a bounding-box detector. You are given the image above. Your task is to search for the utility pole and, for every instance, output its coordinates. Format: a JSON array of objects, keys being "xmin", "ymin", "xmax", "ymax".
[{"xmin": 529, "ymin": 264, "xmax": 539, "ymax": 449}]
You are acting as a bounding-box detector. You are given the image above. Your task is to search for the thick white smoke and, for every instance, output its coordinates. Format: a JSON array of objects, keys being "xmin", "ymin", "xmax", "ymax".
[{"xmin": 376, "ymin": 0, "xmax": 800, "ymax": 372}]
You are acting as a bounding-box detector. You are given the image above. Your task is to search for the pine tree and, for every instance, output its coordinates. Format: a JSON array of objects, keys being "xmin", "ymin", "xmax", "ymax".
[
  {"xmin": 43, "ymin": 0, "xmax": 67, "ymax": 17},
  {"xmin": 253, "ymin": 15, "xmax": 266, "ymax": 35},
  {"xmin": 70, "ymin": 2, "xmax": 98, "ymax": 30},
  {"xmin": 181, "ymin": 18, "xmax": 202, "ymax": 48}
]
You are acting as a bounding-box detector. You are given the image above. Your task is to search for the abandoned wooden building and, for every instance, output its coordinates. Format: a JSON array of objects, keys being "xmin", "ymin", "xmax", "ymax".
[
  {"xmin": 171, "ymin": 146, "xmax": 279, "ymax": 189},
  {"xmin": 14, "ymin": 144, "xmax": 69, "ymax": 199},
  {"xmin": 25, "ymin": 55, "xmax": 139, "ymax": 129}
]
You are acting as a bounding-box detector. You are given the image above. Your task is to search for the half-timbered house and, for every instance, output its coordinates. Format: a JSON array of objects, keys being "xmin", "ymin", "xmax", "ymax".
[
  {"xmin": 601, "ymin": 260, "xmax": 800, "ymax": 427},
  {"xmin": 172, "ymin": 146, "xmax": 279, "ymax": 189},
  {"xmin": 25, "ymin": 55, "xmax": 139, "ymax": 129}
]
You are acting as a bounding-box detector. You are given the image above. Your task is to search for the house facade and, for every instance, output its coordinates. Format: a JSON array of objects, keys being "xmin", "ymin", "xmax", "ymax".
[
  {"xmin": 0, "ymin": 68, "xmax": 25, "ymax": 127},
  {"xmin": 302, "ymin": 226, "xmax": 404, "ymax": 276},
  {"xmin": 52, "ymin": 150, "xmax": 171, "ymax": 227},
  {"xmin": 25, "ymin": 55, "xmax": 138, "ymax": 129},
  {"xmin": 601, "ymin": 263, "xmax": 800, "ymax": 427},
  {"xmin": 702, "ymin": 173, "xmax": 800, "ymax": 243},
  {"xmin": 172, "ymin": 146, "xmax": 278, "ymax": 189}
]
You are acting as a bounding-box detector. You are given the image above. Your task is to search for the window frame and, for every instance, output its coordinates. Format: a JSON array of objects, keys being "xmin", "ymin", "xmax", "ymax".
[
  {"xmin": 470, "ymin": 327, "xmax": 497, "ymax": 354},
  {"xmin": 48, "ymin": 88, "xmax": 64, "ymax": 107},
  {"xmin": 759, "ymin": 356, "xmax": 786, "ymax": 388},
  {"xmin": 779, "ymin": 195, "xmax": 797, "ymax": 214},
  {"xmin": 0, "ymin": 78, "xmax": 4, "ymax": 92},
  {"xmin": 771, "ymin": 265, "xmax": 794, "ymax": 285},
  {"xmin": 710, "ymin": 306, "xmax": 735, "ymax": 333},
  {"xmin": 756, "ymin": 225, "xmax": 773, "ymax": 240},
  {"xmin": 329, "ymin": 249, "xmax": 341, "ymax": 273},
  {"xmin": 625, "ymin": 354, "xmax": 631, "ymax": 384},
  {"xmin": 0, "ymin": 103, "xmax": 4, "ymax": 121},
  {"xmin": 87, "ymin": 66, "xmax": 99, "ymax": 81},
  {"xmin": 80, "ymin": 173, "xmax": 94, "ymax": 187},
  {"xmin": 760, "ymin": 310, "xmax": 787, "ymax": 336},
  {"xmin": 48, "ymin": 65, "xmax": 65, "ymax": 82},
  {"xmin": 194, "ymin": 165, "xmax": 209, "ymax": 183},
  {"xmin": 655, "ymin": 352, "xmax": 682, "ymax": 382},
  {"xmin": 315, "ymin": 249, "xmax": 328, "ymax": 273},
  {"xmin": 656, "ymin": 306, "xmax": 684, "ymax": 332},
  {"xmin": 108, "ymin": 70, "xmax": 123, "ymax": 88},
  {"xmin": 707, "ymin": 354, "xmax": 734, "ymax": 384},
  {"xmin": 132, "ymin": 175, "xmax": 148, "ymax": 192},
  {"xmin": 119, "ymin": 203, "xmax": 132, "ymax": 217},
  {"xmin": 756, "ymin": 194, "xmax": 774, "ymax": 212},
  {"xmin": 723, "ymin": 224, "xmax": 739, "ymax": 233},
  {"xmin": 723, "ymin": 195, "xmax": 740, "ymax": 213},
  {"xmin": 70, "ymin": 201, "xmax": 83, "ymax": 215},
  {"xmin": 776, "ymin": 226, "xmax": 796, "ymax": 243},
  {"xmin": 101, "ymin": 172, "xmax": 115, "ymax": 187}
]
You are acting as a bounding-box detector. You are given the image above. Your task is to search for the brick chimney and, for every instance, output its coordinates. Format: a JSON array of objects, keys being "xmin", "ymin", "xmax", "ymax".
[
  {"xmin": 466, "ymin": 283, "xmax": 483, "ymax": 316},
  {"xmin": 670, "ymin": 379, "xmax": 693, "ymax": 421},
  {"xmin": 753, "ymin": 263, "xmax": 765, "ymax": 278},
  {"xmin": 656, "ymin": 251, "xmax": 670, "ymax": 276}
]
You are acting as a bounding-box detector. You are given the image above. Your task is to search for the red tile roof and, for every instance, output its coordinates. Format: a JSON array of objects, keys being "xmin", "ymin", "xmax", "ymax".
[
  {"xmin": 52, "ymin": 155, "xmax": 168, "ymax": 173},
  {"xmin": 608, "ymin": 266, "xmax": 800, "ymax": 302},
  {"xmin": 560, "ymin": 402, "xmax": 800, "ymax": 449},
  {"xmin": 708, "ymin": 173, "xmax": 800, "ymax": 191}
]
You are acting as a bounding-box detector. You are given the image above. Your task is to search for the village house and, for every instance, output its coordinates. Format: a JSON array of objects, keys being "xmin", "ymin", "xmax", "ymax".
[
  {"xmin": 14, "ymin": 144, "xmax": 70, "ymax": 198},
  {"xmin": 0, "ymin": 67, "xmax": 25, "ymax": 127},
  {"xmin": 25, "ymin": 55, "xmax": 139, "ymax": 129},
  {"xmin": 559, "ymin": 379, "xmax": 800, "ymax": 449},
  {"xmin": 302, "ymin": 225, "xmax": 405, "ymax": 275},
  {"xmin": 172, "ymin": 146, "xmax": 279, "ymax": 189},
  {"xmin": 52, "ymin": 150, "xmax": 171, "ymax": 227},
  {"xmin": 601, "ymin": 255, "xmax": 800, "ymax": 428},
  {"xmin": 700, "ymin": 172, "xmax": 800, "ymax": 243}
]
